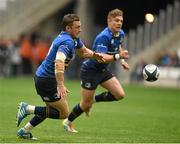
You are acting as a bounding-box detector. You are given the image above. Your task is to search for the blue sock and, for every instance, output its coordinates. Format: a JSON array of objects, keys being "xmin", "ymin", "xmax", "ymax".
[
  {"xmin": 68, "ymin": 104, "xmax": 83, "ymax": 122},
  {"xmin": 30, "ymin": 115, "xmax": 46, "ymax": 127},
  {"xmin": 95, "ymin": 92, "xmax": 117, "ymax": 102},
  {"xmin": 34, "ymin": 106, "xmax": 59, "ymax": 119}
]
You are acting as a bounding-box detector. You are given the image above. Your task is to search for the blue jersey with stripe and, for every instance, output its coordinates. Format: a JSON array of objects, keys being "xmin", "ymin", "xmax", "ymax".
[
  {"xmin": 36, "ymin": 31, "xmax": 83, "ymax": 78},
  {"xmin": 82, "ymin": 27, "xmax": 125, "ymax": 71}
]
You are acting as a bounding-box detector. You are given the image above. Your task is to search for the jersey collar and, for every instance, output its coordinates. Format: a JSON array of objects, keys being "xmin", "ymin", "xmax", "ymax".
[
  {"xmin": 107, "ymin": 27, "xmax": 120, "ymax": 37},
  {"xmin": 60, "ymin": 31, "xmax": 69, "ymax": 35}
]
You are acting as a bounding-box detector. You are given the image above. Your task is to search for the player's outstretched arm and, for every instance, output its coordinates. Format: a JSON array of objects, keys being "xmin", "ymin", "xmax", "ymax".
[
  {"xmin": 95, "ymin": 50, "xmax": 129, "ymax": 63},
  {"xmin": 76, "ymin": 46, "xmax": 104, "ymax": 62}
]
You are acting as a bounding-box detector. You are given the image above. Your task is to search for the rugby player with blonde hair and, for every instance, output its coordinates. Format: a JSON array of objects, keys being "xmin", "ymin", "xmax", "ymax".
[{"xmin": 63, "ymin": 9, "xmax": 129, "ymax": 133}]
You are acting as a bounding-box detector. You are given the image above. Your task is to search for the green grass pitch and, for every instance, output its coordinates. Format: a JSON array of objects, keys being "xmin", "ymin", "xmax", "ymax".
[{"xmin": 0, "ymin": 77, "xmax": 180, "ymax": 143}]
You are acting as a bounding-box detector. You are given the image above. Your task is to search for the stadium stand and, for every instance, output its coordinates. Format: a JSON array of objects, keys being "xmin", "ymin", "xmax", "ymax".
[{"xmin": 0, "ymin": 0, "xmax": 71, "ymax": 38}]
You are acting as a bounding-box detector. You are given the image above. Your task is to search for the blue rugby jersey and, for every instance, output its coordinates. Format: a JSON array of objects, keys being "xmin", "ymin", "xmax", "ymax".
[
  {"xmin": 82, "ymin": 27, "xmax": 125, "ymax": 71},
  {"xmin": 36, "ymin": 31, "xmax": 83, "ymax": 78}
]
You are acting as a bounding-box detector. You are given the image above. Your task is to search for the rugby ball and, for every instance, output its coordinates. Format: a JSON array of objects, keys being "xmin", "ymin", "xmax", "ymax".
[{"xmin": 143, "ymin": 64, "xmax": 160, "ymax": 82}]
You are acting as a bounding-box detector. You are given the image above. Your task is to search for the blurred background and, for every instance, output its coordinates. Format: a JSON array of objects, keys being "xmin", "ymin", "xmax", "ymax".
[{"xmin": 0, "ymin": 0, "xmax": 180, "ymax": 87}]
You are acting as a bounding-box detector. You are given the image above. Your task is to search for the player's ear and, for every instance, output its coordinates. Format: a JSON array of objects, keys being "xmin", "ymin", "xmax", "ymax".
[
  {"xmin": 107, "ymin": 18, "xmax": 111, "ymax": 22},
  {"xmin": 65, "ymin": 25, "xmax": 71, "ymax": 31},
  {"xmin": 107, "ymin": 18, "xmax": 111, "ymax": 24}
]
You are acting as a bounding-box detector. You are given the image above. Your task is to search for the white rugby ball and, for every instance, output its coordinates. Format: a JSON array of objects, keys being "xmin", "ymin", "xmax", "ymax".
[{"xmin": 143, "ymin": 64, "xmax": 160, "ymax": 82}]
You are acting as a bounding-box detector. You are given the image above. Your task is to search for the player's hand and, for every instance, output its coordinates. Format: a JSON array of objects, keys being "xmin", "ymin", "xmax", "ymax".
[
  {"xmin": 57, "ymin": 84, "xmax": 69, "ymax": 99},
  {"xmin": 93, "ymin": 52, "xmax": 105, "ymax": 63},
  {"xmin": 119, "ymin": 50, "xmax": 129, "ymax": 59},
  {"xmin": 121, "ymin": 59, "xmax": 130, "ymax": 70}
]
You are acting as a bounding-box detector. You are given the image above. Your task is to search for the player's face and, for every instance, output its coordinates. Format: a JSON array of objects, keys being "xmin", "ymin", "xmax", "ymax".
[
  {"xmin": 69, "ymin": 21, "xmax": 82, "ymax": 38},
  {"xmin": 108, "ymin": 16, "xmax": 123, "ymax": 34}
]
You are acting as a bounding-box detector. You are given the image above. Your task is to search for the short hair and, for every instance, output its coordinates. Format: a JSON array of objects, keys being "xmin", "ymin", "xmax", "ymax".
[
  {"xmin": 107, "ymin": 9, "xmax": 123, "ymax": 19},
  {"xmin": 61, "ymin": 14, "xmax": 80, "ymax": 31}
]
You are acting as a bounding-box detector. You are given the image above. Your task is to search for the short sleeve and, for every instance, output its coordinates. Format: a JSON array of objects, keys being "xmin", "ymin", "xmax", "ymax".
[
  {"xmin": 57, "ymin": 40, "xmax": 74, "ymax": 57},
  {"xmin": 93, "ymin": 36, "xmax": 109, "ymax": 53},
  {"xmin": 76, "ymin": 38, "xmax": 84, "ymax": 49}
]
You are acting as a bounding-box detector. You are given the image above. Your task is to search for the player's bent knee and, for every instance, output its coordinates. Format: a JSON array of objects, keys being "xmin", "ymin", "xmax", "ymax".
[
  {"xmin": 80, "ymin": 101, "xmax": 92, "ymax": 112},
  {"xmin": 60, "ymin": 111, "xmax": 68, "ymax": 119},
  {"xmin": 115, "ymin": 92, "xmax": 125, "ymax": 100}
]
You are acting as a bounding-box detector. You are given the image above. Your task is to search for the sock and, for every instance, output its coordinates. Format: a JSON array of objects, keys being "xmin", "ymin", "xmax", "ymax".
[
  {"xmin": 24, "ymin": 107, "xmax": 60, "ymax": 130},
  {"xmin": 68, "ymin": 104, "xmax": 83, "ymax": 122},
  {"xmin": 24, "ymin": 122, "xmax": 34, "ymax": 133},
  {"xmin": 29, "ymin": 115, "xmax": 46, "ymax": 127},
  {"xmin": 95, "ymin": 92, "xmax": 117, "ymax": 102},
  {"xmin": 34, "ymin": 106, "xmax": 59, "ymax": 119}
]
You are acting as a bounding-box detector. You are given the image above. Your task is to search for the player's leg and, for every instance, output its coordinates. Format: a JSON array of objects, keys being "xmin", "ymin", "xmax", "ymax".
[
  {"xmin": 46, "ymin": 98, "xmax": 69, "ymax": 119},
  {"xmin": 32, "ymin": 76, "xmax": 68, "ymax": 119},
  {"xmin": 17, "ymin": 102, "xmax": 61, "ymax": 126},
  {"xmin": 17, "ymin": 77, "xmax": 66, "ymax": 139},
  {"xmin": 17, "ymin": 77, "xmax": 61, "ymax": 126},
  {"xmin": 67, "ymin": 88, "xmax": 95, "ymax": 121},
  {"xmin": 94, "ymin": 76, "xmax": 125, "ymax": 102},
  {"xmin": 63, "ymin": 88, "xmax": 95, "ymax": 133},
  {"xmin": 80, "ymin": 88, "xmax": 95, "ymax": 116},
  {"xmin": 63, "ymin": 69, "xmax": 98, "ymax": 132},
  {"xmin": 17, "ymin": 100, "xmax": 67, "ymax": 139},
  {"xmin": 17, "ymin": 104, "xmax": 61, "ymax": 140}
]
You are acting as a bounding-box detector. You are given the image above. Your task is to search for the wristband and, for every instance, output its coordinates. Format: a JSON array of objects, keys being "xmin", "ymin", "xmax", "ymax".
[{"xmin": 113, "ymin": 53, "xmax": 121, "ymax": 61}]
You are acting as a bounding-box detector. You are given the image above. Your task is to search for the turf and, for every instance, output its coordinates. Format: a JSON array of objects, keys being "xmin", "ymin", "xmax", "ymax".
[{"xmin": 0, "ymin": 77, "xmax": 180, "ymax": 143}]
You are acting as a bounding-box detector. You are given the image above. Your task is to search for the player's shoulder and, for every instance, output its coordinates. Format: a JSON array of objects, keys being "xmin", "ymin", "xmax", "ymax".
[
  {"xmin": 100, "ymin": 27, "xmax": 111, "ymax": 37},
  {"xmin": 119, "ymin": 29, "xmax": 125, "ymax": 37},
  {"xmin": 99, "ymin": 27, "xmax": 125, "ymax": 39},
  {"xmin": 96, "ymin": 28, "xmax": 111, "ymax": 41},
  {"xmin": 53, "ymin": 31, "xmax": 74, "ymax": 46}
]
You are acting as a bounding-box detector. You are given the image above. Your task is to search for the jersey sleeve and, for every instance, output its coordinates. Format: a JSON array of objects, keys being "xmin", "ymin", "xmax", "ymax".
[
  {"xmin": 57, "ymin": 40, "xmax": 74, "ymax": 57},
  {"xmin": 94, "ymin": 36, "xmax": 109, "ymax": 53},
  {"xmin": 76, "ymin": 38, "xmax": 84, "ymax": 49}
]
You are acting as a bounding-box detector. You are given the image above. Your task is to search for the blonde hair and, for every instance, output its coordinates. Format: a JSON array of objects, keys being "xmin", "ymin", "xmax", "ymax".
[{"xmin": 107, "ymin": 9, "xmax": 123, "ymax": 19}]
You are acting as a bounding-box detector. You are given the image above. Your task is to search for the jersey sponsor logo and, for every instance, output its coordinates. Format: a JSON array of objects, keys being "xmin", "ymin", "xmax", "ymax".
[{"xmin": 97, "ymin": 44, "xmax": 107, "ymax": 48}]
